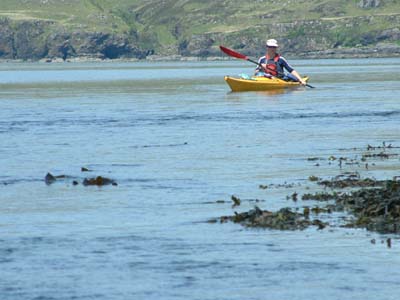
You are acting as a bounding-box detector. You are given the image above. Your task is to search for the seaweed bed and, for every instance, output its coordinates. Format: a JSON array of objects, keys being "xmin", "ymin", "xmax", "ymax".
[{"xmin": 210, "ymin": 143, "xmax": 400, "ymax": 235}]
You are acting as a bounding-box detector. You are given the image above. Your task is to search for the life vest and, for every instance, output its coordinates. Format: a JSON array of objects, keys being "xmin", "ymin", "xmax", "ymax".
[{"xmin": 265, "ymin": 54, "xmax": 281, "ymax": 77}]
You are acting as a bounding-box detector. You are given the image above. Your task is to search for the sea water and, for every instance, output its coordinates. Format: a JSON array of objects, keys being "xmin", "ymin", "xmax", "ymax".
[{"xmin": 1, "ymin": 58, "xmax": 400, "ymax": 300}]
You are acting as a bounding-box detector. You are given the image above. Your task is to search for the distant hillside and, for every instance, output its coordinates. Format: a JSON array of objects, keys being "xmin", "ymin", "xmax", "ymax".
[{"xmin": 0, "ymin": 0, "xmax": 399, "ymax": 60}]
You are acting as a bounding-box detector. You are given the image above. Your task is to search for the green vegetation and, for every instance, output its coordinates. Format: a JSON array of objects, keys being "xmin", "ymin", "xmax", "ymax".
[
  {"xmin": 0, "ymin": 0, "xmax": 399, "ymax": 59},
  {"xmin": 1, "ymin": 0, "xmax": 398, "ymax": 33}
]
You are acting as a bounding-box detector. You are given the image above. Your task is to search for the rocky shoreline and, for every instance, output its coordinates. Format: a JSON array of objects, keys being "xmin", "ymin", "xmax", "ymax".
[
  {"xmin": 295, "ymin": 43, "xmax": 400, "ymax": 59},
  {"xmin": 1, "ymin": 15, "xmax": 400, "ymax": 63},
  {"xmin": 1, "ymin": 45, "xmax": 399, "ymax": 64}
]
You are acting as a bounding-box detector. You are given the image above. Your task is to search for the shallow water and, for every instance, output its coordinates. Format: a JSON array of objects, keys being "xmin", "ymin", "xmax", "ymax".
[{"xmin": 1, "ymin": 58, "xmax": 400, "ymax": 300}]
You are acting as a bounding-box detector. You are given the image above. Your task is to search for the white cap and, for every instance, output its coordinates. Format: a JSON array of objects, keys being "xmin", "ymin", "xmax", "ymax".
[{"xmin": 266, "ymin": 39, "xmax": 279, "ymax": 47}]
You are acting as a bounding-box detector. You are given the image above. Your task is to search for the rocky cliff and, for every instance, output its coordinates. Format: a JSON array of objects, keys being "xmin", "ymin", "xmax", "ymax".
[
  {"xmin": 0, "ymin": 18, "xmax": 148, "ymax": 60},
  {"xmin": 0, "ymin": 0, "xmax": 399, "ymax": 61}
]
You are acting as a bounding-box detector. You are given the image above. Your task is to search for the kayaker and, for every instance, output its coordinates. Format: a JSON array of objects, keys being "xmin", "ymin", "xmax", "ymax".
[{"xmin": 255, "ymin": 39, "xmax": 306, "ymax": 85}]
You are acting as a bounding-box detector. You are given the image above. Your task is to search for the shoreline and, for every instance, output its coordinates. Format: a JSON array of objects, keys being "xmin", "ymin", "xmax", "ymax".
[{"xmin": 1, "ymin": 45, "xmax": 400, "ymax": 64}]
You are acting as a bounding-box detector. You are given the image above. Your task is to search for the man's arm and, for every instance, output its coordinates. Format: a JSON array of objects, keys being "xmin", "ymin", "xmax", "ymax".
[{"xmin": 290, "ymin": 70, "xmax": 306, "ymax": 85}]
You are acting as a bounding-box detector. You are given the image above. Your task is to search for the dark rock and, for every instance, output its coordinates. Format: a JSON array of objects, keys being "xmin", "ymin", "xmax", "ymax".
[
  {"xmin": 302, "ymin": 192, "xmax": 338, "ymax": 201},
  {"xmin": 312, "ymin": 219, "xmax": 327, "ymax": 230},
  {"xmin": 82, "ymin": 176, "xmax": 116, "ymax": 186},
  {"xmin": 313, "ymin": 175, "xmax": 400, "ymax": 233},
  {"xmin": 377, "ymin": 28, "xmax": 400, "ymax": 42},
  {"xmin": 13, "ymin": 20, "xmax": 51, "ymax": 60},
  {"xmin": 358, "ymin": 0, "xmax": 381, "ymax": 9},
  {"xmin": 0, "ymin": 19, "xmax": 15, "ymax": 59},
  {"xmin": 309, "ymin": 175, "xmax": 320, "ymax": 181},
  {"xmin": 291, "ymin": 192, "xmax": 298, "ymax": 201},
  {"xmin": 215, "ymin": 206, "xmax": 327, "ymax": 231},
  {"xmin": 181, "ymin": 34, "xmax": 216, "ymax": 57},
  {"xmin": 303, "ymin": 207, "xmax": 310, "ymax": 218},
  {"xmin": 68, "ymin": 31, "xmax": 146, "ymax": 59},
  {"xmin": 46, "ymin": 32, "xmax": 76, "ymax": 60},
  {"xmin": 231, "ymin": 195, "xmax": 241, "ymax": 207},
  {"xmin": 45, "ymin": 173, "xmax": 56, "ymax": 185},
  {"xmin": 55, "ymin": 175, "xmax": 66, "ymax": 179},
  {"xmin": 319, "ymin": 177, "xmax": 385, "ymax": 189}
]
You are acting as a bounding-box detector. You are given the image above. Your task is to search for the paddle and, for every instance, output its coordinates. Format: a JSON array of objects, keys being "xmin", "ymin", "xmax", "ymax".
[
  {"xmin": 285, "ymin": 73, "xmax": 315, "ymax": 89},
  {"xmin": 220, "ymin": 45, "xmax": 264, "ymax": 69},
  {"xmin": 219, "ymin": 45, "xmax": 315, "ymax": 88}
]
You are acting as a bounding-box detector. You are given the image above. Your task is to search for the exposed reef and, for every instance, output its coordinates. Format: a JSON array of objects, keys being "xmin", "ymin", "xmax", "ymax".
[
  {"xmin": 212, "ymin": 142, "xmax": 400, "ymax": 235},
  {"xmin": 44, "ymin": 168, "xmax": 117, "ymax": 186}
]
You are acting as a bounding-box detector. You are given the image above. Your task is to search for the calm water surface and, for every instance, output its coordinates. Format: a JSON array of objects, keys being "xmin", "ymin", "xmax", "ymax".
[{"xmin": 1, "ymin": 59, "xmax": 400, "ymax": 300}]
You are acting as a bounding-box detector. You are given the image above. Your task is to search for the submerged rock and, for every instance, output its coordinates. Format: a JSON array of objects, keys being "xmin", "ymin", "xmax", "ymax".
[
  {"xmin": 82, "ymin": 176, "xmax": 117, "ymax": 186},
  {"xmin": 44, "ymin": 173, "xmax": 67, "ymax": 184},
  {"xmin": 301, "ymin": 177, "xmax": 400, "ymax": 233},
  {"xmin": 215, "ymin": 206, "xmax": 327, "ymax": 231},
  {"xmin": 301, "ymin": 192, "xmax": 338, "ymax": 201},
  {"xmin": 45, "ymin": 172, "xmax": 56, "ymax": 185},
  {"xmin": 44, "ymin": 169, "xmax": 117, "ymax": 187},
  {"xmin": 318, "ymin": 177, "xmax": 385, "ymax": 189},
  {"xmin": 231, "ymin": 195, "xmax": 241, "ymax": 207},
  {"xmin": 213, "ymin": 142, "xmax": 400, "ymax": 235},
  {"xmin": 335, "ymin": 180, "xmax": 400, "ymax": 233},
  {"xmin": 214, "ymin": 176, "xmax": 400, "ymax": 234}
]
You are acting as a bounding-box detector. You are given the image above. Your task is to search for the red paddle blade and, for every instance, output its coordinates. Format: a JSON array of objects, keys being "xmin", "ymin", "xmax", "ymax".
[{"xmin": 219, "ymin": 45, "xmax": 248, "ymax": 60}]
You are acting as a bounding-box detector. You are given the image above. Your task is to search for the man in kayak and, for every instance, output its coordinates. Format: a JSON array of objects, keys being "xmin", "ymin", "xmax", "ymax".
[{"xmin": 255, "ymin": 39, "xmax": 306, "ymax": 85}]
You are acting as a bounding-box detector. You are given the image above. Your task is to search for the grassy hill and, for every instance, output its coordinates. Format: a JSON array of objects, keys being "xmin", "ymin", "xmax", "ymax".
[{"xmin": 0, "ymin": 0, "xmax": 399, "ymax": 60}]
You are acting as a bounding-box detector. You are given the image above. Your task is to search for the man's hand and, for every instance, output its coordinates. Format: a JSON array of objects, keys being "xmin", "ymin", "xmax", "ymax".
[
  {"xmin": 299, "ymin": 78, "xmax": 306, "ymax": 85},
  {"xmin": 260, "ymin": 63, "xmax": 267, "ymax": 72}
]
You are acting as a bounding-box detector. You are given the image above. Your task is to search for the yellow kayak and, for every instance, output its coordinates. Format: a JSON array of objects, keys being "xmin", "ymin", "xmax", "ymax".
[{"xmin": 224, "ymin": 75, "xmax": 309, "ymax": 92}]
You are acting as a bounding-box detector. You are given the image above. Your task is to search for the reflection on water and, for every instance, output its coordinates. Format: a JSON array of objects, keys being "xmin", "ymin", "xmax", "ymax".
[
  {"xmin": 227, "ymin": 88, "xmax": 293, "ymax": 97},
  {"xmin": 1, "ymin": 59, "xmax": 400, "ymax": 300},
  {"xmin": 255, "ymin": 88, "xmax": 289, "ymax": 96}
]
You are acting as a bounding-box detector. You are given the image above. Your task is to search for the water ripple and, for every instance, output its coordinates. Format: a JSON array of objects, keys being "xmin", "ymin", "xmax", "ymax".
[{"xmin": 0, "ymin": 110, "xmax": 398, "ymax": 135}]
